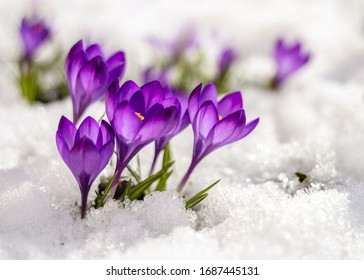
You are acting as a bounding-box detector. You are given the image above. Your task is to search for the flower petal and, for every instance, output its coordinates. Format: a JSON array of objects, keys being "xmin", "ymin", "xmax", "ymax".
[
  {"xmin": 193, "ymin": 100, "xmax": 218, "ymax": 139},
  {"xmin": 85, "ymin": 44, "xmax": 104, "ymax": 59},
  {"xmin": 203, "ymin": 110, "xmax": 243, "ymax": 154},
  {"xmin": 138, "ymin": 106, "xmax": 178, "ymax": 143},
  {"xmin": 188, "ymin": 83, "xmax": 202, "ymax": 123},
  {"xmin": 99, "ymin": 141, "xmax": 115, "ymax": 174},
  {"xmin": 113, "ymin": 101, "xmax": 142, "ymax": 142},
  {"xmin": 129, "ymin": 90, "xmax": 146, "ymax": 115},
  {"xmin": 200, "ymin": 84, "xmax": 218, "ymax": 106},
  {"xmin": 158, "ymin": 97, "xmax": 179, "ymax": 109},
  {"xmin": 105, "ymin": 81, "xmax": 119, "ymax": 122},
  {"xmin": 56, "ymin": 132, "xmax": 70, "ymax": 167},
  {"xmin": 235, "ymin": 117, "xmax": 260, "ymax": 140},
  {"xmin": 66, "ymin": 51, "xmax": 87, "ymax": 95},
  {"xmin": 97, "ymin": 120, "xmax": 115, "ymax": 148},
  {"xmin": 69, "ymin": 137, "xmax": 101, "ymax": 184},
  {"xmin": 57, "ymin": 116, "xmax": 77, "ymax": 149},
  {"xmin": 119, "ymin": 80, "xmax": 140, "ymax": 101},
  {"xmin": 106, "ymin": 51, "xmax": 126, "ymax": 83},
  {"xmin": 217, "ymin": 91, "xmax": 243, "ymax": 118},
  {"xmin": 140, "ymin": 80, "xmax": 164, "ymax": 110},
  {"xmin": 75, "ymin": 56, "xmax": 108, "ymax": 101},
  {"xmin": 75, "ymin": 116, "xmax": 100, "ymax": 143},
  {"xmin": 107, "ymin": 51, "xmax": 125, "ymax": 69},
  {"xmin": 20, "ymin": 17, "xmax": 50, "ymax": 57}
]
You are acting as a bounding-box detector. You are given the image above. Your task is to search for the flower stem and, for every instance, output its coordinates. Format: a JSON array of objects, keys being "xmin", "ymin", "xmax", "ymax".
[
  {"xmin": 95, "ymin": 169, "xmax": 122, "ymax": 209},
  {"xmin": 81, "ymin": 192, "xmax": 87, "ymax": 219},
  {"xmin": 149, "ymin": 150, "xmax": 160, "ymax": 177},
  {"xmin": 177, "ymin": 160, "xmax": 198, "ymax": 194}
]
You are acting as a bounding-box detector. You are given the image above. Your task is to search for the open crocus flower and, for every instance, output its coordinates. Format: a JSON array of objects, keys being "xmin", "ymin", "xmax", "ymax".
[
  {"xmin": 20, "ymin": 16, "xmax": 50, "ymax": 59},
  {"xmin": 66, "ymin": 40, "xmax": 126, "ymax": 124},
  {"xmin": 150, "ymin": 86, "xmax": 190, "ymax": 174},
  {"xmin": 272, "ymin": 38, "xmax": 310, "ymax": 88},
  {"xmin": 56, "ymin": 116, "xmax": 115, "ymax": 218},
  {"xmin": 177, "ymin": 84, "xmax": 259, "ymax": 193},
  {"xmin": 106, "ymin": 80, "xmax": 179, "ymax": 180}
]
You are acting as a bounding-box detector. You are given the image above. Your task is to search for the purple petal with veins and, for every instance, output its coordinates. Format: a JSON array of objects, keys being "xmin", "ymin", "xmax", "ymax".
[{"xmin": 55, "ymin": 116, "xmax": 114, "ymax": 218}]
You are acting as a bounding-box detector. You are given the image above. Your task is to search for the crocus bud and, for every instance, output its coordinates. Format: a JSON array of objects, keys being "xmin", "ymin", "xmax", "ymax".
[
  {"xmin": 177, "ymin": 83, "xmax": 259, "ymax": 193},
  {"xmin": 273, "ymin": 38, "xmax": 310, "ymax": 88},
  {"xmin": 65, "ymin": 40, "xmax": 126, "ymax": 124},
  {"xmin": 20, "ymin": 16, "xmax": 50, "ymax": 59},
  {"xmin": 56, "ymin": 116, "xmax": 115, "ymax": 218}
]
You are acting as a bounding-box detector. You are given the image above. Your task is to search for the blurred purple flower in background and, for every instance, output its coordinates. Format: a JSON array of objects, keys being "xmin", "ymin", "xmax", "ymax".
[
  {"xmin": 56, "ymin": 116, "xmax": 115, "ymax": 218},
  {"xmin": 20, "ymin": 16, "xmax": 50, "ymax": 59},
  {"xmin": 106, "ymin": 80, "xmax": 179, "ymax": 180},
  {"xmin": 148, "ymin": 25, "xmax": 196, "ymax": 60},
  {"xmin": 218, "ymin": 47, "xmax": 238, "ymax": 74},
  {"xmin": 177, "ymin": 84, "xmax": 259, "ymax": 192},
  {"xmin": 66, "ymin": 40, "xmax": 126, "ymax": 124},
  {"xmin": 273, "ymin": 38, "xmax": 310, "ymax": 88},
  {"xmin": 142, "ymin": 66, "xmax": 170, "ymax": 87}
]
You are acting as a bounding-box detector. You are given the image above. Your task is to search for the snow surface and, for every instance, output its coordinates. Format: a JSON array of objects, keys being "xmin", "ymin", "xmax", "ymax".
[{"xmin": 1, "ymin": 0, "xmax": 364, "ymax": 259}]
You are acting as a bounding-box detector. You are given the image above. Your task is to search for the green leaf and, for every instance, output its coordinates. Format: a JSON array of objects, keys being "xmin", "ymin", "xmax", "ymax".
[
  {"xmin": 295, "ymin": 172, "xmax": 307, "ymax": 183},
  {"xmin": 129, "ymin": 161, "xmax": 174, "ymax": 200},
  {"xmin": 126, "ymin": 164, "xmax": 141, "ymax": 183},
  {"xmin": 185, "ymin": 179, "xmax": 220, "ymax": 209},
  {"xmin": 94, "ymin": 190, "xmax": 102, "ymax": 199},
  {"xmin": 19, "ymin": 67, "xmax": 39, "ymax": 103},
  {"xmin": 120, "ymin": 179, "xmax": 132, "ymax": 203},
  {"xmin": 162, "ymin": 143, "xmax": 171, "ymax": 165},
  {"xmin": 155, "ymin": 170, "xmax": 173, "ymax": 192},
  {"xmin": 155, "ymin": 144, "xmax": 172, "ymax": 192},
  {"xmin": 136, "ymin": 155, "xmax": 141, "ymax": 178},
  {"xmin": 185, "ymin": 193, "xmax": 208, "ymax": 209},
  {"xmin": 95, "ymin": 172, "xmax": 118, "ymax": 208}
]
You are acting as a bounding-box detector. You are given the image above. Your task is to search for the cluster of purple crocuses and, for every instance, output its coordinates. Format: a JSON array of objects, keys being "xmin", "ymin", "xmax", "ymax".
[
  {"xmin": 55, "ymin": 40, "xmax": 262, "ymax": 218},
  {"xmin": 48, "ymin": 24, "xmax": 310, "ymax": 218},
  {"xmin": 18, "ymin": 16, "xmax": 70, "ymax": 103},
  {"xmin": 16, "ymin": 16, "xmax": 311, "ymax": 218}
]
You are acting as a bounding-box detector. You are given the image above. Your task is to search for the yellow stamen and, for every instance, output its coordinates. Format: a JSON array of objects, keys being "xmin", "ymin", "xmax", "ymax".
[
  {"xmin": 135, "ymin": 112, "xmax": 144, "ymax": 121},
  {"xmin": 218, "ymin": 115, "xmax": 223, "ymax": 121}
]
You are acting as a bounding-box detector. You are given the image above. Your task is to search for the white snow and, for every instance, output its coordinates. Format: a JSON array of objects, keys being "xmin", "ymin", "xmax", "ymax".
[{"xmin": 1, "ymin": 0, "xmax": 364, "ymax": 259}]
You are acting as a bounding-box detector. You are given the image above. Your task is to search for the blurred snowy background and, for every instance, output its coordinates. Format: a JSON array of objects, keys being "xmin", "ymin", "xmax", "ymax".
[{"xmin": 1, "ymin": 0, "xmax": 364, "ymax": 259}]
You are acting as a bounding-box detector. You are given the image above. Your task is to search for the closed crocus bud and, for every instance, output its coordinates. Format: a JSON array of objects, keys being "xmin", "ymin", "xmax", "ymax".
[
  {"xmin": 273, "ymin": 38, "xmax": 310, "ymax": 88},
  {"xmin": 177, "ymin": 83, "xmax": 259, "ymax": 193},
  {"xmin": 106, "ymin": 80, "xmax": 180, "ymax": 179},
  {"xmin": 65, "ymin": 40, "xmax": 126, "ymax": 124},
  {"xmin": 56, "ymin": 116, "xmax": 115, "ymax": 218},
  {"xmin": 218, "ymin": 47, "xmax": 237, "ymax": 74},
  {"xmin": 20, "ymin": 16, "xmax": 50, "ymax": 59}
]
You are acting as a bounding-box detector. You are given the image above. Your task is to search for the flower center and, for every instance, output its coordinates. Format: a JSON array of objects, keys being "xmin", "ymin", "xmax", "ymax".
[
  {"xmin": 218, "ymin": 115, "xmax": 222, "ymax": 121},
  {"xmin": 135, "ymin": 112, "xmax": 145, "ymax": 121}
]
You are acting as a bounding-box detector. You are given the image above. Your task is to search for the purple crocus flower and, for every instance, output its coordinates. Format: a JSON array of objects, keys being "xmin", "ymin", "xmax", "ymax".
[
  {"xmin": 177, "ymin": 84, "xmax": 259, "ymax": 193},
  {"xmin": 218, "ymin": 47, "xmax": 237, "ymax": 74},
  {"xmin": 66, "ymin": 40, "xmax": 126, "ymax": 124},
  {"xmin": 56, "ymin": 116, "xmax": 115, "ymax": 218},
  {"xmin": 150, "ymin": 86, "xmax": 190, "ymax": 174},
  {"xmin": 142, "ymin": 66, "xmax": 170, "ymax": 87},
  {"xmin": 20, "ymin": 16, "xmax": 50, "ymax": 59},
  {"xmin": 148, "ymin": 25, "xmax": 196, "ymax": 60},
  {"xmin": 106, "ymin": 80, "xmax": 180, "ymax": 180},
  {"xmin": 273, "ymin": 38, "xmax": 310, "ymax": 88}
]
